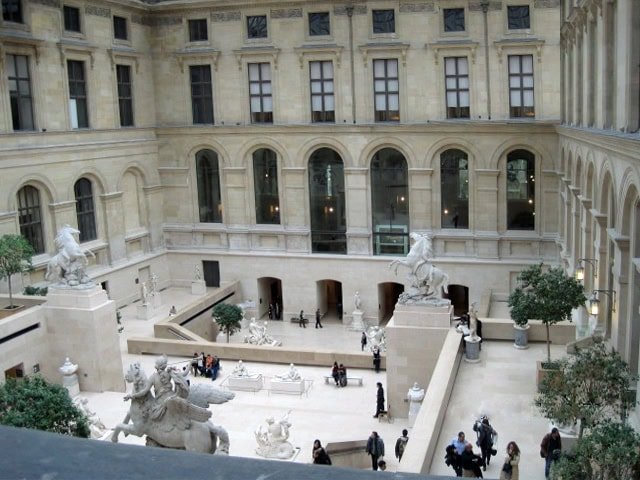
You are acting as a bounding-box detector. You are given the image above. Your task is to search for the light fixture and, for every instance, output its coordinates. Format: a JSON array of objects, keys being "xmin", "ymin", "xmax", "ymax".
[
  {"xmin": 575, "ymin": 258, "xmax": 598, "ymax": 281},
  {"xmin": 588, "ymin": 289, "xmax": 616, "ymax": 316}
]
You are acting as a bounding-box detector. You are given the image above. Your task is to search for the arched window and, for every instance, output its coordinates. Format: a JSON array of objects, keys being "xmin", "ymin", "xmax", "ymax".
[
  {"xmin": 506, "ymin": 149, "xmax": 535, "ymax": 230},
  {"xmin": 440, "ymin": 149, "xmax": 469, "ymax": 229},
  {"xmin": 253, "ymin": 148, "xmax": 279, "ymax": 224},
  {"xmin": 17, "ymin": 185, "xmax": 45, "ymax": 254},
  {"xmin": 196, "ymin": 149, "xmax": 222, "ymax": 223},
  {"xmin": 74, "ymin": 178, "xmax": 96, "ymax": 242},
  {"xmin": 371, "ymin": 148, "xmax": 409, "ymax": 255},
  {"xmin": 308, "ymin": 148, "xmax": 346, "ymax": 254}
]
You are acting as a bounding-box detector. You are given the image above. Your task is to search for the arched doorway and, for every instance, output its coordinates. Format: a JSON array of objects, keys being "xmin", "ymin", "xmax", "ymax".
[
  {"xmin": 377, "ymin": 282, "xmax": 404, "ymax": 324},
  {"xmin": 444, "ymin": 284, "xmax": 469, "ymax": 317},
  {"xmin": 257, "ymin": 277, "xmax": 283, "ymax": 320},
  {"xmin": 316, "ymin": 279, "xmax": 343, "ymax": 322}
]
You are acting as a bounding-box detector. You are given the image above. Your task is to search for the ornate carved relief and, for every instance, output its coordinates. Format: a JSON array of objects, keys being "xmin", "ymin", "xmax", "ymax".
[
  {"xmin": 399, "ymin": 3, "xmax": 435, "ymax": 13},
  {"xmin": 270, "ymin": 8, "xmax": 302, "ymax": 19},
  {"xmin": 211, "ymin": 11, "xmax": 241, "ymax": 23}
]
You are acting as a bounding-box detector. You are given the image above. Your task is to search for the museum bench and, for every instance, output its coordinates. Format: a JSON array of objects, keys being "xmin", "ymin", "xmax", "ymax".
[{"xmin": 323, "ymin": 375, "xmax": 363, "ymax": 386}]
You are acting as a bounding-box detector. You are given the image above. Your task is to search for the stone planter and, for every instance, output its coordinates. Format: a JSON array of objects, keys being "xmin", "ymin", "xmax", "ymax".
[
  {"xmin": 0, "ymin": 304, "xmax": 25, "ymax": 319},
  {"xmin": 513, "ymin": 323, "xmax": 530, "ymax": 349},
  {"xmin": 536, "ymin": 361, "xmax": 562, "ymax": 392}
]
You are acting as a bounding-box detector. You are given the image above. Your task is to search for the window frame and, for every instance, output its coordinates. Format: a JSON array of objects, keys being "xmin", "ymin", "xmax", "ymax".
[
  {"xmin": 116, "ymin": 63, "xmax": 134, "ymax": 127},
  {"xmin": 373, "ymin": 58, "xmax": 400, "ymax": 122},
  {"xmin": 246, "ymin": 14, "xmax": 268, "ymax": 41},
  {"xmin": 188, "ymin": 18, "xmax": 208, "ymax": 43},
  {"xmin": 189, "ymin": 64, "xmax": 214, "ymax": 125},
  {"xmin": 195, "ymin": 149, "xmax": 223, "ymax": 224},
  {"xmin": 112, "ymin": 14, "xmax": 129, "ymax": 42},
  {"xmin": 444, "ymin": 56, "xmax": 470, "ymax": 119},
  {"xmin": 2, "ymin": 0, "xmax": 23, "ymax": 24},
  {"xmin": 63, "ymin": 4, "xmax": 82, "ymax": 34},
  {"xmin": 506, "ymin": 4, "xmax": 532, "ymax": 32},
  {"xmin": 7, "ymin": 53, "xmax": 35, "ymax": 131},
  {"xmin": 307, "ymin": 11, "xmax": 331, "ymax": 39},
  {"xmin": 440, "ymin": 149, "xmax": 470, "ymax": 230},
  {"xmin": 371, "ymin": 8, "xmax": 396, "ymax": 36},
  {"xmin": 17, "ymin": 185, "xmax": 45, "ymax": 254},
  {"xmin": 309, "ymin": 60, "xmax": 335, "ymax": 123},
  {"xmin": 441, "ymin": 6, "xmax": 467, "ymax": 36},
  {"xmin": 248, "ymin": 62, "xmax": 273, "ymax": 124},
  {"xmin": 74, "ymin": 177, "xmax": 97, "ymax": 243},
  {"xmin": 252, "ymin": 148, "xmax": 281, "ymax": 225},
  {"xmin": 508, "ymin": 54, "xmax": 535, "ymax": 118},
  {"xmin": 66, "ymin": 58, "xmax": 89, "ymax": 129},
  {"xmin": 506, "ymin": 149, "xmax": 536, "ymax": 231}
]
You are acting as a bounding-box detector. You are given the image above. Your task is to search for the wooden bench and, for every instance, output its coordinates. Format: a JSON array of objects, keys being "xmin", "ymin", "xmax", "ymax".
[
  {"xmin": 290, "ymin": 316, "xmax": 308, "ymax": 326},
  {"xmin": 323, "ymin": 375, "xmax": 363, "ymax": 386}
]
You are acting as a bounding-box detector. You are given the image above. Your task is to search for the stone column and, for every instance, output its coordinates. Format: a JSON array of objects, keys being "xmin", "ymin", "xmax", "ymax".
[
  {"xmin": 409, "ymin": 168, "xmax": 433, "ymax": 230},
  {"xmin": 281, "ymin": 167, "xmax": 309, "ymax": 252},
  {"xmin": 100, "ymin": 192, "xmax": 127, "ymax": 264},
  {"xmin": 48, "ymin": 201, "xmax": 77, "ymax": 236},
  {"xmin": 143, "ymin": 185, "xmax": 165, "ymax": 251},
  {"xmin": 344, "ymin": 167, "xmax": 369, "ymax": 255}
]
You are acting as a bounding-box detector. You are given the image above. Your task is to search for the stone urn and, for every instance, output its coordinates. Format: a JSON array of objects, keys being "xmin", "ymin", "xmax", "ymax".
[{"xmin": 513, "ymin": 323, "xmax": 530, "ymax": 349}]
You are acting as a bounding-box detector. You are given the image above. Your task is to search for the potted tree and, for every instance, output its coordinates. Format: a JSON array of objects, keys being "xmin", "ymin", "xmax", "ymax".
[
  {"xmin": 211, "ymin": 303, "xmax": 243, "ymax": 343},
  {"xmin": 0, "ymin": 234, "xmax": 35, "ymax": 314}
]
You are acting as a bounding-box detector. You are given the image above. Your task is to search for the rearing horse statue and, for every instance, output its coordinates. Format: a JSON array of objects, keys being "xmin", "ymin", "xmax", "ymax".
[
  {"xmin": 45, "ymin": 225, "xmax": 95, "ymax": 286},
  {"xmin": 389, "ymin": 232, "xmax": 449, "ymax": 300}
]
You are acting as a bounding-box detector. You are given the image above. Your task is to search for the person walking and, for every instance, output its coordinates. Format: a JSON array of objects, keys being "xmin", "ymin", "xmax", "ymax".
[
  {"xmin": 361, "ymin": 331, "xmax": 368, "ymax": 351},
  {"xmin": 499, "ymin": 441, "xmax": 520, "ymax": 480},
  {"xmin": 475, "ymin": 417, "xmax": 497, "ymax": 470},
  {"xmin": 448, "ymin": 432, "xmax": 470, "ymax": 477},
  {"xmin": 540, "ymin": 427, "xmax": 562, "ymax": 478},
  {"xmin": 312, "ymin": 439, "xmax": 332, "ymax": 465},
  {"xmin": 299, "ymin": 310, "xmax": 306, "ymax": 328},
  {"xmin": 460, "ymin": 443, "xmax": 483, "ymax": 477},
  {"xmin": 373, "ymin": 382, "xmax": 385, "ymax": 418},
  {"xmin": 366, "ymin": 431, "xmax": 385, "ymax": 471},
  {"xmin": 395, "ymin": 429, "xmax": 409, "ymax": 462},
  {"xmin": 191, "ymin": 352, "xmax": 200, "ymax": 377},
  {"xmin": 372, "ymin": 346, "xmax": 381, "ymax": 373},
  {"xmin": 315, "ymin": 308, "xmax": 323, "ymax": 328}
]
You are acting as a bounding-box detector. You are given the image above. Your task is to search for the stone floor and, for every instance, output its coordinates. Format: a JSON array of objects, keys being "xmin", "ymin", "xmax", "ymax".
[{"xmin": 83, "ymin": 286, "xmax": 561, "ymax": 479}]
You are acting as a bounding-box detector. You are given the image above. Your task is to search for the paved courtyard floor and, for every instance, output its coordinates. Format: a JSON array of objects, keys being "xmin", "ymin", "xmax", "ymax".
[{"xmin": 83, "ymin": 287, "xmax": 561, "ymax": 479}]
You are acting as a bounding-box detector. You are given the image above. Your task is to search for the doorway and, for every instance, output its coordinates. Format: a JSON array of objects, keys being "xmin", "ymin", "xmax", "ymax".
[
  {"xmin": 257, "ymin": 277, "xmax": 283, "ymax": 320},
  {"xmin": 316, "ymin": 279, "xmax": 343, "ymax": 322},
  {"xmin": 203, "ymin": 260, "xmax": 220, "ymax": 287},
  {"xmin": 445, "ymin": 284, "xmax": 469, "ymax": 317},
  {"xmin": 377, "ymin": 282, "xmax": 404, "ymax": 324}
]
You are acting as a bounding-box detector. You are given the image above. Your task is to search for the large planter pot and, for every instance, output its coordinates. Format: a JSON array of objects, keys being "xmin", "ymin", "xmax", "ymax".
[
  {"xmin": 536, "ymin": 361, "xmax": 562, "ymax": 392},
  {"xmin": 513, "ymin": 323, "xmax": 530, "ymax": 349},
  {"xmin": 0, "ymin": 304, "xmax": 25, "ymax": 320}
]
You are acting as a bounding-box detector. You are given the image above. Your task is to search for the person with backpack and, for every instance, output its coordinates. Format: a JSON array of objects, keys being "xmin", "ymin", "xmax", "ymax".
[
  {"xmin": 474, "ymin": 416, "xmax": 497, "ymax": 470},
  {"xmin": 366, "ymin": 431, "xmax": 385, "ymax": 471},
  {"xmin": 395, "ymin": 429, "xmax": 409, "ymax": 461}
]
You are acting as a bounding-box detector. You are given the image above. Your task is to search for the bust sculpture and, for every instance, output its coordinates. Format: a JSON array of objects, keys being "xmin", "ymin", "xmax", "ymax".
[{"xmin": 275, "ymin": 363, "xmax": 302, "ymax": 382}]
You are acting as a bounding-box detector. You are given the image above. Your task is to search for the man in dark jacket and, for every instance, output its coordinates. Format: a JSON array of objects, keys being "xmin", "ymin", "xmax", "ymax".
[
  {"xmin": 541, "ymin": 427, "xmax": 562, "ymax": 478},
  {"xmin": 475, "ymin": 417, "xmax": 497, "ymax": 469},
  {"xmin": 374, "ymin": 382, "xmax": 385, "ymax": 418},
  {"xmin": 366, "ymin": 431, "xmax": 385, "ymax": 471},
  {"xmin": 460, "ymin": 443, "xmax": 484, "ymax": 478}
]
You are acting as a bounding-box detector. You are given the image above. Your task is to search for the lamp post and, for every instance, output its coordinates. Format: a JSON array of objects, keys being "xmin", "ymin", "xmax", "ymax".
[{"xmin": 575, "ymin": 258, "xmax": 598, "ymax": 281}]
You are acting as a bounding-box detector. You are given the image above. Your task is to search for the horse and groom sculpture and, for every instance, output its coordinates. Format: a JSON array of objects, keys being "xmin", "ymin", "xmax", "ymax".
[
  {"xmin": 45, "ymin": 225, "xmax": 95, "ymax": 287},
  {"xmin": 389, "ymin": 232, "xmax": 450, "ymax": 304},
  {"xmin": 111, "ymin": 355, "xmax": 234, "ymax": 455}
]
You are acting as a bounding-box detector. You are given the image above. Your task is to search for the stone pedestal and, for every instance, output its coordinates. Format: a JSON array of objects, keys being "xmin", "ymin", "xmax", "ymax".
[
  {"xmin": 59, "ymin": 358, "xmax": 80, "ymax": 398},
  {"xmin": 464, "ymin": 336, "xmax": 482, "ymax": 363},
  {"xmin": 385, "ymin": 302, "xmax": 452, "ymax": 418},
  {"xmin": 151, "ymin": 293, "xmax": 162, "ymax": 309},
  {"xmin": 191, "ymin": 280, "xmax": 206, "ymax": 295},
  {"xmin": 269, "ymin": 378, "xmax": 305, "ymax": 394},
  {"xmin": 44, "ymin": 286, "xmax": 124, "ymax": 392},
  {"xmin": 228, "ymin": 375, "xmax": 263, "ymax": 392},
  {"xmin": 349, "ymin": 310, "xmax": 366, "ymax": 331},
  {"xmin": 136, "ymin": 303, "xmax": 153, "ymax": 320}
]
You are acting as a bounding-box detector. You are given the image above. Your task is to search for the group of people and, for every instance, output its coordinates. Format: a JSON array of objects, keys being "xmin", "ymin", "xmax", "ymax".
[
  {"xmin": 445, "ymin": 418, "xmax": 562, "ymax": 479},
  {"xmin": 267, "ymin": 302, "xmax": 282, "ymax": 320},
  {"xmin": 330, "ymin": 362, "xmax": 348, "ymax": 387},
  {"xmin": 190, "ymin": 352, "xmax": 221, "ymax": 381}
]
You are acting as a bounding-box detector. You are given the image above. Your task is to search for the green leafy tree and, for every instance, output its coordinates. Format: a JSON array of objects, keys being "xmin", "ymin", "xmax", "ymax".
[
  {"xmin": 535, "ymin": 339, "xmax": 637, "ymax": 438},
  {"xmin": 212, "ymin": 303, "xmax": 243, "ymax": 343},
  {"xmin": 508, "ymin": 263, "xmax": 586, "ymax": 363},
  {"xmin": 0, "ymin": 234, "xmax": 35, "ymax": 309},
  {"xmin": 0, "ymin": 376, "xmax": 90, "ymax": 438},
  {"xmin": 550, "ymin": 422, "xmax": 640, "ymax": 480}
]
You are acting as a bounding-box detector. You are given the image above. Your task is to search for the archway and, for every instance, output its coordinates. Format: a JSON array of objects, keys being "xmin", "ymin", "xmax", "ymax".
[
  {"xmin": 257, "ymin": 277, "xmax": 283, "ymax": 320},
  {"xmin": 377, "ymin": 282, "xmax": 404, "ymax": 324},
  {"xmin": 316, "ymin": 279, "xmax": 343, "ymax": 322},
  {"xmin": 444, "ymin": 284, "xmax": 469, "ymax": 317}
]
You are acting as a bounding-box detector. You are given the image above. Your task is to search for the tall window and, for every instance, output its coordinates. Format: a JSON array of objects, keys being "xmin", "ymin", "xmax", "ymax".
[
  {"xmin": 440, "ymin": 149, "xmax": 469, "ymax": 229},
  {"xmin": 253, "ymin": 149, "xmax": 280, "ymax": 224},
  {"xmin": 17, "ymin": 185, "xmax": 44, "ymax": 254},
  {"xmin": 7, "ymin": 54, "xmax": 34, "ymax": 131},
  {"xmin": 309, "ymin": 148, "xmax": 346, "ymax": 254},
  {"xmin": 196, "ymin": 149, "xmax": 222, "ymax": 223},
  {"xmin": 308, "ymin": 12, "xmax": 330, "ymax": 36},
  {"xmin": 506, "ymin": 149, "xmax": 535, "ymax": 230},
  {"xmin": 3, "ymin": 0, "xmax": 22, "ymax": 23},
  {"xmin": 373, "ymin": 59, "xmax": 399, "ymax": 122},
  {"xmin": 443, "ymin": 8, "xmax": 465, "ymax": 32},
  {"xmin": 113, "ymin": 15, "xmax": 127, "ymax": 40},
  {"xmin": 508, "ymin": 54, "xmax": 534, "ymax": 117},
  {"xmin": 190, "ymin": 65, "xmax": 214, "ymax": 124},
  {"xmin": 116, "ymin": 64, "xmax": 133, "ymax": 127},
  {"xmin": 249, "ymin": 63, "xmax": 272, "ymax": 124},
  {"xmin": 371, "ymin": 148, "xmax": 409, "ymax": 255},
  {"xmin": 188, "ymin": 19, "xmax": 208, "ymax": 42},
  {"xmin": 74, "ymin": 178, "xmax": 96, "ymax": 242},
  {"xmin": 310, "ymin": 61, "xmax": 334, "ymax": 123},
  {"xmin": 247, "ymin": 15, "xmax": 267, "ymax": 39},
  {"xmin": 444, "ymin": 57, "xmax": 470, "ymax": 119},
  {"xmin": 67, "ymin": 60, "xmax": 88, "ymax": 128},
  {"xmin": 372, "ymin": 9, "xmax": 395, "ymax": 34},
  {"xmin": 63, "ymin": 5, "xmax": 81, "ymax": 32},
  {"xmin": 507, "ymin": 6, "xmax": 530, "ymax": 29}
]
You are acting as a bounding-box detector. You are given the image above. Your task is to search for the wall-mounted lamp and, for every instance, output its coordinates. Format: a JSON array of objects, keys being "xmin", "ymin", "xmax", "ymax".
[
  {"xmin": 575, "ymin": 258, "xmax": 598, "ymax": 281},
  {"xmin": 588, "ymin": 289, "xmax": 616, "ymax": 316}
]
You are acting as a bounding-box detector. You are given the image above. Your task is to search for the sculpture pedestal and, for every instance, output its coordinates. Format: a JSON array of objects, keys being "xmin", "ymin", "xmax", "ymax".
[
  {"xmin": 61, "ymin": 372, "xmax": 80, "ymax": 398},
  {"xmin": 151, "ymin": 293, "xmax": 162, "ymax": 309},
  {"xmin": 349, "ymin": 310, "xmax": 366, "ymax": 331},
  {"xmin": 191, "ymin": 280, "xmax": 206, "ymax": 295},
  {"xmin": 44, "ymin": 286, "xmax": 124, "ymax": 392},
  {"xmin": 228, "ymin": 375, "xmax": 263, "ymax": 392},
  {"xmin": 385, "ymin": 302, "xmax": 452, "ymax": 418},
  {"xmin": 269, "ymin": 378, "xmax": 305, "ymax": 394},
  {"xmin": 136, "ymin": 303, "xmax": 153, "ymax": 320},
  {"xmin": 464, "ymin": 336, "xmax": 482, "ymax": 363}
]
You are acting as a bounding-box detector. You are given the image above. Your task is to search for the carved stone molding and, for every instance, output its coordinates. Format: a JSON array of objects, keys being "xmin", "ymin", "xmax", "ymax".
[
  {"xmin": 358, "ymin": 42, "xmax": 410, "ymax": 67},
  {"xmin": 427, "ymin": 40, "xmax": 479, "ymax": 64},
  {"xmin": 211, "ymin": 11, "xmax": 241, "ymax": 23},
  {"xmin": 108, "ymin": 47, "xmax": 141, "ymax": 73},
  {"xmin": 175, "ymin": 48, "xmax": 220, "ymax": 72},
  {"xmin": 494, "ymin": 38, "xmax": 545, "ymax": 63},
  {"xmin": 233, "ymin": 46, "xmax": 280, "ymax": 70},
  {"xmin": 270, "ymin": 8, "xmax": 302, "ymax": 19},
  {"xmin": 399, "ymin": 2, "xmax": 435, "ymax": 13},
  {"xmin": 293, "ymin": 44, "xmax": 343, "ymax": 68}
]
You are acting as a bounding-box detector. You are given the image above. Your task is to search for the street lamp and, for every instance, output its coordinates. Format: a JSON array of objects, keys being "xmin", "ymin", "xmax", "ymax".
[
  {"xmin": 588, "ymin": 289, "xmax": 616, "ymax": 316},
  {"xmin": 575, "ymin": 258, "xmax": 598, "ymax": 281}
]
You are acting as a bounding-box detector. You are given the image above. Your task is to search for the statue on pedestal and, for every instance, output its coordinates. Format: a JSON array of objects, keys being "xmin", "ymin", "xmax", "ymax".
[
  {"xmin": 255, "ymin": 411, "xmax": 295, "ymax": 459},
  {"xmin": 231, "ymin": 360, "xmax": 259, "ymax": 378},
  {"xmin": 140, "ymin": 282, "xmax": 149, "ymax": 306},
  {"xmin": 73, "ymin": 396, "xmax": 108, "ymax": 439},
  {"xmin": 244, "ymin": 318, "xmax": 280, "ymax": 346},
  {"xmin": 150, "ymin": 274, "xmax": 158, "ymax": 296},
  {"xmin": 112, "ymin": 355, "xmax": 234, "ymax": 454},
  {"xmin": 45, "ymin": 225, "xmax": 95, "ymax": 287},
  {"xmin": 275, "ymin": 363, "xmax": 302, "ymax": 382},
  {"xmin": 366, "ymin": 325, "xmax": 387, "ymax": 353},
  {"xmin": 468, "ymin": 302, "xmax": 480, "ymax": 341},
  {"xmin": 354, "ymin": 291, "xmax": 362, "ymax": 312},
  {"xmin": 194, "ymin": 266, "xmax": 202, "ymax": 281},
  {"xmin": 388, "ymin": 232, "xmax": 450, "ymax": 305}
]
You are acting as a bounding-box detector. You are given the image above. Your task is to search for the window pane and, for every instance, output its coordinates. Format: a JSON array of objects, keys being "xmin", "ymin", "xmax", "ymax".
[
  {"xmin": 458, "ymin": 77, "xmax": 469, "ymax": 89},
  {"xmin": 508, "ymin": 55, "xmax": 520, "ymax": 73},
  {"xmin": 459, "ymin": 91, "xmax": 470, "ymax": 106},
  {"xmin": 325, "ymin": 95, "xmax": 334, "ymax": 110},
  {"xmin": 388, "ymin": 80, "xmax": 399, "ymax": 92},
  {"xmin": 310, "ymin": 61, "xmax": 321, "ymax": 78},
  {"xmin": 250, "ymin": 97, "xmax": 262, "ymax": 112},
  {"xmin": 522, "ymin": 55, "xmax": 533, "ymax": 73},
  {"xmin": 445, "ymin": 57, "xmax": 456, "ymax": 75},
  {"xmin": 446, "ymin": 77, "xmax": 458, "ymax": 89},
  {"xmin": 523, "ymin": 90, "xmax": 534, "ymax": 106},
  {"xmin": 523, "ymin": 75, "xmax": 534, "ymax": 88},
  {"xmin": 249, "ymin": 64, "xmax": 259, "ymax": 81},
  {"xmin": 440, "ymin": 149, "xmax": 469, "ymax": 229},
  {"xmin": 247, "ymin": 15, "xmax": 268, "ymax": 38},
  {"xmin": 510, "ymin": 91, "xmax": 522, "ymax": 106},
  {"xmin": 387, "ymin": 60, "xmax": 398, "ymax": 77},
  {"xmin": 510, "ymin": 76, "xmax": 521, "ymax": 88},
  {"xmin": 322, "ymin": 61, "xmax": 333, "ymax": 77},
  {"xmin": 372, "ymin": 9, "xmax": 395, "ymax": 34},
  {"xmin": 375, "ymin": 94, "xmax": 386, "ymax": 110},
  {"xmin": 388, "ymin": 94, "xmax": 399, "ymax": 110},
  {"xmin": 508, "ymin": 5, "xmax": 530, "ymax": 29},
  {"xmin": 458, "ymin": 58, "xmax": 468, "ymax": 75},
  {"xmin": 249, "ymin": 82, "xmax": 261, "ymax": 94},
  {"xmin": 447, "ymin": 91, "xmax": 458, "ymax": 106},
  {"xmin": 311, "ymin": 95, "xmax": 323, "ymax": 110},
  {"xmin": 261, "ymin": 63, "xmax": 271, "ymax": 80},
  {"xmin": 373, "ymin": 60, "xmax": 385, "ymax": 76},
  {"xmin": 374, "ymin": 80, "xmax": 386, "ymax": 92},
  {"xmin": 444, "ymin": 8, "xmax": 465, "ymax": 32},
  {"xmin": 309, "ymin": 12, "xmax": 330, "ymax": 36}
]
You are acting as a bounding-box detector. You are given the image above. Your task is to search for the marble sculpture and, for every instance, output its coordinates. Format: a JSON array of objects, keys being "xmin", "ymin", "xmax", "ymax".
[
  {"xmin": 45, "ymin": 225, "xmax": 95, "ymax": 287},
  {"xmin": 255, "ymin": 412, "xmax": 295, "ymax": 459}
]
